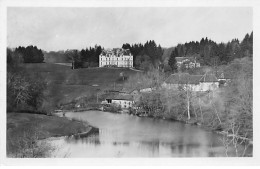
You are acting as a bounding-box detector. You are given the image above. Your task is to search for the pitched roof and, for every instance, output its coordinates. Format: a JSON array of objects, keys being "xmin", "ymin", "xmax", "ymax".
[
  {"xmin": 215, "ymin": 71, "xmax": 233, "ymax": 79},
  {"xmin": 200, "ymin": 74, "xmax": 218, "ymax": 82},
  {"xmin": 108, "ymin": 94, "xmax": 133, "ymax": 101},
  {"xmin": 165, "ymin": 73, "xmax": 218, "ymax": 84},
  {"xmin": 101, "ymin": 48, "xmax": 131, "ymax": 56},
  {"xmin": 176, "ymin": 57, "xmax": 196, "ymax": 62}
]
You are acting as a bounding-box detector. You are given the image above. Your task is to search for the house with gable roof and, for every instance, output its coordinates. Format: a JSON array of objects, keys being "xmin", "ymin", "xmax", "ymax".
[
  {"xmin": 162, "ymin": 73, "xmax": 219, "ymax": 92},
  {"xmin": 176, "ymin": 56, "xmax": 201, "ymax": 69}
]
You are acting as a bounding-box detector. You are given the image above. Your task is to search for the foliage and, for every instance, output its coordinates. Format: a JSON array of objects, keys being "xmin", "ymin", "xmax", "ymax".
[
  {"xmin": 168, "ymin": 48, "xmax": 178, "ymax": 72},
  {"xmin": 7, "ymin": 49, "xmax": 47, "ymax": 112},
  {"xmin": 7, "ymin": 127, "xmax": 54, "ymax": 158},
  {"xmin": 122, "ymin": 40, "xmax": 163, "ymax": 69},
  {"xmin": 7, "ymin": 70, "xmax": 47, "ymax": 112},
  {"xmin": 222, "ymin": 57, "xmax": 253, "ymax": 138},
  {"xmin": 14, "ymin": 46, "xmax": 44, "ymax": 63},
  {"xmin": 162, "ymin": 32, "xmax": 253, "ymax": 69}
]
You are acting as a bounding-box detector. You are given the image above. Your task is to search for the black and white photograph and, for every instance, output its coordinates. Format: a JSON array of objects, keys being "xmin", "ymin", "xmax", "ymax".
[{"xmin": 0, "ymin": 0, "xmax": 259, "ymax": 166}]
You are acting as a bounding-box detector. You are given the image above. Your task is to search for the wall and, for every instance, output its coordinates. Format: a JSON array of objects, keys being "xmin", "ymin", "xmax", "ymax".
[
  {"xmin": 111, "ymin": 99, "xmax": 134, "ymax": 108},
  {"xmin": 162, "ymin": 82, "xmax": 219, "ymax": 92},
  {"xmin": 99, "ymin": 53, "xmax": 133, "ymax": 67}
]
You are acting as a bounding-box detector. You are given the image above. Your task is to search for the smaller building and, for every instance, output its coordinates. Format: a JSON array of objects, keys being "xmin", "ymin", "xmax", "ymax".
[
  {"xmin": 215, "ymin": 71, "xmax": 232, "ymax": 86},
  {"xmin": 162, "ymin": 73, "xmax": 219, "ymax": 92},
  {"xmin": 176, "ymin": 57, "xmax": 200, "ymax": 69},
  {"xmin": 104, "ymin": 94, "xmax": 134, "ymax": 109}
]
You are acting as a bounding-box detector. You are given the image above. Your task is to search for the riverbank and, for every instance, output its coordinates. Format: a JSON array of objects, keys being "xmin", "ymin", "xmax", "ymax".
[
  {"xmin": 7, "ymin": 112, "xmax": 98, "ymax": 157},
  {"xmin": 127, "ymin": 110, "xmax": 253, "ymax": 144}
]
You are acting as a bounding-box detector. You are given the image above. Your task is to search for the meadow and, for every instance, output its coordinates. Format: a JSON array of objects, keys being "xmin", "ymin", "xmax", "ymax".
[{"xmin": 21, "ymin": 63, "xmax": 138, "ymax": 108}]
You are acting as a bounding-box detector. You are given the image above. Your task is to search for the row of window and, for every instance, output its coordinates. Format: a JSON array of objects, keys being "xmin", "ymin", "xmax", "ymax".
[
  {"xmin": 100, "ymin": 61, "xmax": 133, "ymax": 66},
  {"xmin": 117, "ymin": 101, "xmax": 131, "ymax": 105},
  {"xmin": 100, "ymin": 58, "xmax": 132, "ymax": 61}
]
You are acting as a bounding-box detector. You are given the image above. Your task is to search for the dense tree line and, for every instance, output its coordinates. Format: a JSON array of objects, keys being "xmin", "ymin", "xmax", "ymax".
[
  {"xmin": 122, "ymin": 40, "xmax": 164, "ymax": 70},
  {"xmin": 79, "ymin": 45, "xmax": 103, "ymax": 67},
  {"xmin": 56, "ymin": 45, "xmax": 103, "ymax": 69},
  {"xmin": 167, "ymin": 32, "xmax": 253, "ymax": 71},
  {"xmin": 13, "ymin": 46, "xmax": 44, "ymax": 63}
]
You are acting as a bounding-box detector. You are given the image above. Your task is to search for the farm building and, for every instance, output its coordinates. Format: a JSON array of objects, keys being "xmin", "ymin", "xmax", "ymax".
[
  {"xmin": 176, "ymin": 56, "xmax": 201, "ymax": 69},
  {"xmin": 103, "ymin": 94, "xmax": 134, "ymax": 109},
  {"xmin": 162, "ymin": 73, "xmax": 219, "ymax": 92}
]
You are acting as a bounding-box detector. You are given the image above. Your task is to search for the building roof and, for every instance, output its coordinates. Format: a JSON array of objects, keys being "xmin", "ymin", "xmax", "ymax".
[
  {"xmin": 121, "ymin": 87, "xmax": 138, "ymax": 94},
  {"xmin": 165, "ymin": 73, "xmax": 218, "ymax": 85},
  {"xmin": 107, "ymin": 94, "xmax": 133, "ymax": 101},
  {"xmin": 101, "ymin": 48, "xmax": 131, "ymax": 56},
  {"xmin": 215, "ymin": 71, "xmax": 233, "ymax": 79},
  {"xmin": 176, "ymin": 57, "xmax": 197, "ymax": 63},
  {"xmin": 200, "ymin": 74, "xmax": 218, "ymax": 82}
]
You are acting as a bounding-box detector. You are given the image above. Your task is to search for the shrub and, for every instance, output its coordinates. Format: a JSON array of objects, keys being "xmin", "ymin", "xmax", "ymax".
[{"xmin": 7, "ymin": 70, "xmax": 47, "ymax": 112}]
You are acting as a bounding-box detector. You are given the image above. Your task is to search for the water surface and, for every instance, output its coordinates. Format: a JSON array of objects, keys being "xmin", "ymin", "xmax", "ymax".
[{"xmin": 49, "ymin": 111, "xmax": 252, "ymax": 157}]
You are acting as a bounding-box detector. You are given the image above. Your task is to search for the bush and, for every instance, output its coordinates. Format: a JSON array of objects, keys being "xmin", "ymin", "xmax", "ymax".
[
  {"xmin": 7, "ymin": 70, "xmax": 47, "ymax": 112},
  {"xmin": 103, "ymin": 103, "xmax": 121, "ymax": 113},
  {"xmin": 7, "ymin": 127, "xmax": 54, "ymax": 158}
]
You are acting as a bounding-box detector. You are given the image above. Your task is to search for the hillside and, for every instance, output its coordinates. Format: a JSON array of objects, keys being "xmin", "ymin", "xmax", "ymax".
[{"xmin": 21, "ymin": 63, "xmax": 138, "ymax": 107}]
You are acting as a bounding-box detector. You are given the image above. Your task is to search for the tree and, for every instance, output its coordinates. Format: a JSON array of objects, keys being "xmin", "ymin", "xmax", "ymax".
[
  {"xmin": 122, "ymin": 43, "xmax": 131, "ymax": 49},
  {"xmin": 65, "ymin": 50, "xmax": 82, "ymax": 69},
  {"xmin": 15, "ymin": 46, "xmax": 44, "ymax": 63},
  {"xmin": 168, "ymin": 48, "xmax": 178, "ymax": 72},
  {"xmin": 7, "ymin": 70, "xmax": 46, "ymax": 111},
  {"xmin": 218, "ymin": 57, "xmax": 253, "ymax": 139}
]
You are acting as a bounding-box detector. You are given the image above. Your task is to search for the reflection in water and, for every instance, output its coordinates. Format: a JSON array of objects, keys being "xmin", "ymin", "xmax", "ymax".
[
  {"xmin": 49, "ymin": 111, "xmax": 252, "ymax": 157},
  {"xmin": 65, "ymin": 132, "xmax": 101, "ymax": 146}
]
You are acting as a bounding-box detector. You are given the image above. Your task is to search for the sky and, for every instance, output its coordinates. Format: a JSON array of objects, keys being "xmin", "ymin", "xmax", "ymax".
[{"xmin": 7, "ymin": 7, "xmax": 252, "ymax": 51}]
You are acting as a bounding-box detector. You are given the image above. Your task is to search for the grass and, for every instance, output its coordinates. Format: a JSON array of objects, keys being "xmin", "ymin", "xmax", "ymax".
[
  {"xmin": 7, "ymin": 113, "xmax": 90, "ymax": 139},
  {"xmin": 21, "ymin": 63, "xmax": 138, "ymax": 107},
  {"xmin": 7, "ymin": 112, "xmax": 91, "ymax": 157}
]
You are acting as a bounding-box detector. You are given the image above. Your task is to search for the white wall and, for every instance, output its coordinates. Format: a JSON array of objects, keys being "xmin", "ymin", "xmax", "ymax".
[
  {"xmin": 111, "ymin": 99, "xmax": 134, "ymax": 109},
  {"xmin": 162, "ymin": 82, "xmax": 219, "ymax": 92},
  {"xmin": 99, "ymin": 53, "xmax": 133, "ymax": 67}
]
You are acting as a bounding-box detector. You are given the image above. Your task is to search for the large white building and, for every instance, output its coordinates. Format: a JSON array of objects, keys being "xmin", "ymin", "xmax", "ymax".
[{"xmin": 99, "ymin": 48, "xmax": 133, "ymax": 67}]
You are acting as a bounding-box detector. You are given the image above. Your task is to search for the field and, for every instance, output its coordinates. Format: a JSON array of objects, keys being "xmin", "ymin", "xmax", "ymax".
[
  {"xmin": 6, "ymin": 112, "xmax": 92, "ymax": 157},
  {"xmin": 21, "ymin": 63, "xmax": 138, "ymax": 108}
]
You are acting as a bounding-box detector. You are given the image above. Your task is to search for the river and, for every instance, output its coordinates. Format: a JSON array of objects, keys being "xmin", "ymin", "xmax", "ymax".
[{"xmin": 49, "ymin": 111, "xmax": 252, "ymax": 157}]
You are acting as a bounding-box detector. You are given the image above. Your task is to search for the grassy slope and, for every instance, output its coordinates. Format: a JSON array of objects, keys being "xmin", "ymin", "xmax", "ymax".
[
  {"xmin": 7, "ymin": 113, "xmax": 90, "ymax": 139},
  {"xmin": 21, "ymin": 63, "xmax": 138, "ymax": 106}
]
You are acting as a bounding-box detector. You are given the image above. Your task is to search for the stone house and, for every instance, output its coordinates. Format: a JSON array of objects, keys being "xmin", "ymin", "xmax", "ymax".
[
  {"xmin": 104, "ymin": 94, "xmax": 134, "ymax": 109},
  {"xmin": 162, "ymin": 73, "xmax": 219, "ymax": 92},
  {"xmin": 176, "ymin": 57, "xmax": 201, "ymax": 69}
]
